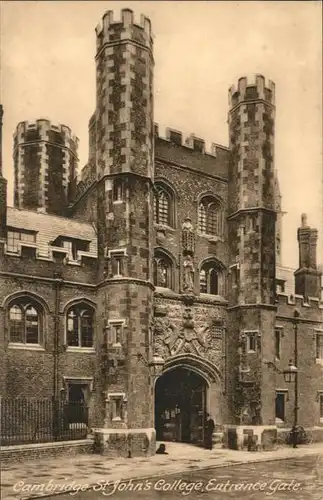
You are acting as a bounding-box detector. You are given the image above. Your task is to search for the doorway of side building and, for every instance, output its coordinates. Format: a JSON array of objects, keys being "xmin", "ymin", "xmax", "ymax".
[
  {"xmin": 155, "ymin": 367, "xmax": 207, "ymax": 446},
  {"xmin": 66, "ymin": 383, "xmax": 88, "ymax": 425}
]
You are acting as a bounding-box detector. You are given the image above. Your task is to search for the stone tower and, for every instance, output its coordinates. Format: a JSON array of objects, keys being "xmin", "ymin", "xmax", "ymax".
[
  {"xmin": 227, "ymin": 75, "xmax": 277, "ymax": 426},
  {"xmin": 93, "ymin": 9, "xmax": 156, "ymax": 456},
  {"xmin": 13, "ymin": 120, "xmax": 78, "ymax": 215}
]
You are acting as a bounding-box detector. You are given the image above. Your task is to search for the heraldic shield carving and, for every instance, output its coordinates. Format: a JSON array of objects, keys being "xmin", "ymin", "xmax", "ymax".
[{"xmin": 153, "ymin": 306, "xmax": 223, "ymax": 367}]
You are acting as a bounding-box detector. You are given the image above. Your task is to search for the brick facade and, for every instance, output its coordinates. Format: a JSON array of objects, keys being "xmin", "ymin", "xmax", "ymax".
[{"xmin": 0, "ymin": 8, "xmax": 322, "ymax": 456}]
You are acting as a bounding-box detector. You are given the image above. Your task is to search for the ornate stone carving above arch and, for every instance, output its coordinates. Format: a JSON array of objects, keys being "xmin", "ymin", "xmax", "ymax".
[{"xmin": 152, "ymin": 308, "xmax": 223, "ymax": 368}]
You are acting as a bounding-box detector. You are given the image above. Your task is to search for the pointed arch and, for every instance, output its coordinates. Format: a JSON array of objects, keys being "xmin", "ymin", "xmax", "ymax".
[
  {"xmin": 161, "ymin": 353, "xmax": 222, "ymax": 385},
  {"xmin": 64, "ymin": 298, "xmax": 96, "ymax": 348},
  {"xmin": 154, "ymin": 180, "xmax": 176, "ymax": 228},
  {"xmin": 198, "ymin": 257, "xmax": 226, "ymax": 296},
  {"xmin": 154, "ymin": 248, "xmax": 176, "ymax": 290},
  {"xmin": 198, "ymin": 256, "xmax": 226, "ymax": 272},
  {"xmin": 2, "ymin": 290, "xmax": 50, "ymax": 313},
  {"xmin": 198, "ymin": 194, "xmax": 223, "ymax": 237},
  {"xmin": 62, "ymin": 297, "xmax": 96, "ymax": 315},
  {"xmin": 4, "ymin": 292, "xmax": 47, "ymax": 345}
]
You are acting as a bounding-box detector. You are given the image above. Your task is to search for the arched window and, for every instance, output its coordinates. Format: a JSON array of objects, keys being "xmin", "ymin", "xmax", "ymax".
[
  {"xmin": 8, "ymin": 299, "xmax": 43, "ymax": 344},
  {"xmin": 199, "ymin": 261, "xmax": 222, "ymax": 295},
  {"xmin": 198, "ymin": 196, "xmax": 222, "ymax": 236},
  {"xmin": 66, "ymin": 304, "xmax": 95, "ymax": 348},
  {"xmin": 154, "ymin": 184, "xmax": 174, "ymax": 227},
  {"xmin": 154, "ymin": 252, "xmax": 173, "ymax": 289}
]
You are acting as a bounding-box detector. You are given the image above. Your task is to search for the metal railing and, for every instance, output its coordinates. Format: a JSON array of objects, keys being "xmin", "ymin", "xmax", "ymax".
[{"xmin": 0, "ymin": 398, "xmax": 88, "ymax": 446}]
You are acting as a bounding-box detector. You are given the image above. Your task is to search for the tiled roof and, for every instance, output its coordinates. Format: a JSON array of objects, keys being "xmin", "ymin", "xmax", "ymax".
[{"xmin": 6, "ymin": 207, "xmax": 97, "ymax": 259}]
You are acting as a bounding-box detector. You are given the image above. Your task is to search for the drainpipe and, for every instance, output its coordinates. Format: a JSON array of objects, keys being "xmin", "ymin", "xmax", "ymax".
[{"xmin": 53, "ymin": 272, "xmax": 63, "ymax": 440}]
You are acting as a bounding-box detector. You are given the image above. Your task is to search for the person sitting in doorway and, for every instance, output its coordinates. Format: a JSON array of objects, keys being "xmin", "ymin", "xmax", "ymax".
[{"xmin": 156, "ymin": 443, "xmax": 168, "ymax": 454}]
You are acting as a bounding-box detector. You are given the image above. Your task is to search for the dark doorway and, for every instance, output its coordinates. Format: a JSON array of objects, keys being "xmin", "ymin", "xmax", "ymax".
[
  {"xmin": 68, "ymin": 384, "xmax": 86, "ymax": 403},
  {"xmin": 66, "ymin": 384, "xmax": 88, "ymax": 424},
  {"xmin": 155, "ymin": 367, "xmax": 207, "ymax": 445}
]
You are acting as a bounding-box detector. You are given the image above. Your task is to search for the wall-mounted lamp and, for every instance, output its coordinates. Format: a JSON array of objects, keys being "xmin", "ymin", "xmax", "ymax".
[{"xmin": 283, "ymin": 359, "xmax": 298, "ymax": 384}]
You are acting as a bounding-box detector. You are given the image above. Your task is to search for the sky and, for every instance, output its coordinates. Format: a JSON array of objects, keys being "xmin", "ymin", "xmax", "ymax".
[{"xmin": 0, "ymin": 1, "xmax": 322, "ymax": 269}]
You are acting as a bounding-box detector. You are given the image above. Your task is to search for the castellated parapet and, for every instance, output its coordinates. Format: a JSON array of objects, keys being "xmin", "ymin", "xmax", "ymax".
[
  {"xmin": 95, "ymin": 9, "xmax": 154, "ymax": 179},
  {"xmin": 228, "ymin": 74, "xmax": 275, "ymax": 109},
  {"xmin": 14, "ymin": 120, "xmax": 79, "ymax": 154},
  {"xmin": 13, "ymin": 119, "xmax": 79, "ymax": 215},
  {"xmin": 95, "ymin": 9, "xmax": 152, "ymax": 51},
  {"xmin": 276, "ymin": 292, "xmax": 323, "ymax": 310},
  {"xmin": 154, "ymin": 125, "xmax": 229, "ymax": 157}
]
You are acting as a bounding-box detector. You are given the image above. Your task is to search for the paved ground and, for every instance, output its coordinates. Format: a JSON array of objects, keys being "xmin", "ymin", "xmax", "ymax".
[
  {"xmin": 41, "ymin": 455, "xmax": 323, "ymax": 500},
  {"xmin": 2, "ymin": 442, "xmax": 323, "ymax": 500}
]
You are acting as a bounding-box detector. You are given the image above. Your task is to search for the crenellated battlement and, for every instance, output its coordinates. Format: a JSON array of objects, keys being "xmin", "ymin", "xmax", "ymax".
[
  {"xmin": 154, "ymin": 124, "xmax": 229, "ymax": 157},
  {"xmin": 14, "ymin": 120, "xmax": 79, "ymax": 152},
  {"xmin": 228, "ymin": 74, "xmax": 275, "ymax": 109},
  {"xmin": 276, "ymin": 292, "xmax": 323, "ymax": 311},
  {"xmin": 95, "ymin": 8, "xmax": 152, "ymax": 52}
]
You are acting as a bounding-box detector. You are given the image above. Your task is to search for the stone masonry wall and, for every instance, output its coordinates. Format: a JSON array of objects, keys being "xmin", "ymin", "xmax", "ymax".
[{"xmin": 154, "ymin": 160, "xmax": 228, "ymax": 284}]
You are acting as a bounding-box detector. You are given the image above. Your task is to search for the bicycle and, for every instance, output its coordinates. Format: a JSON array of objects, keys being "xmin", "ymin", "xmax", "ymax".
[{"xmin": 286, "ymin": 425, "xmax": 314, "ymax": 445}]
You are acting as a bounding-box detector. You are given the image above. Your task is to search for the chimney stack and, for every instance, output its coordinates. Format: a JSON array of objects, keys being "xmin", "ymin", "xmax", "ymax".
[{"xmin": 294, "ymin": 213, "xmax": 321, "ymax": 299}]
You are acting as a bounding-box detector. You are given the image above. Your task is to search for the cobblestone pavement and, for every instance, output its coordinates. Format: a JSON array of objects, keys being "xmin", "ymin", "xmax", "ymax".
[
  {"xmin": 43, "ymin": 455, "xmax": 323, "ymax": 500},
  {"xmin": 2, "ymin": 442, "xmax": 323, "ymax": 500}
]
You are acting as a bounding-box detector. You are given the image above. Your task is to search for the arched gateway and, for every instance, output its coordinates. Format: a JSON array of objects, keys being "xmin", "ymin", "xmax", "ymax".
[{"xmin": 155, "ymin": 367, "xmax": 208, "ymax": 445}]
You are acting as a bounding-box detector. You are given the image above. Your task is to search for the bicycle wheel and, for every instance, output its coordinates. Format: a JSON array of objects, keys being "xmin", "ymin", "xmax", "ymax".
[{"xmin": 305, "ymin": 429, "xmax": 314, "ymax": 445}]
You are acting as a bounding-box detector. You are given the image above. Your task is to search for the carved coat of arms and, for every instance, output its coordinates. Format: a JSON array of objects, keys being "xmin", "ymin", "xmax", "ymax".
[{"xmin": 153, "ymin": 308, "xmax": 221, "ymax": 366}]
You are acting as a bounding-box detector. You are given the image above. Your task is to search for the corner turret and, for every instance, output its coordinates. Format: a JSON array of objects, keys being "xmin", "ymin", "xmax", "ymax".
[{"xmin": 13, "ymin": 119, "xmax": 79, "ymax": 215}]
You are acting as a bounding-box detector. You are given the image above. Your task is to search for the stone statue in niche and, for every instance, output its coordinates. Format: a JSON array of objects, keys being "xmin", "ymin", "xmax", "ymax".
[
  {"xmin": 182, "ymin": 217, "xmax": 195, "ymax": 255},
  {"xmin": 183, "ymin": 254, "xmax": 195, "ymax": 293}
]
